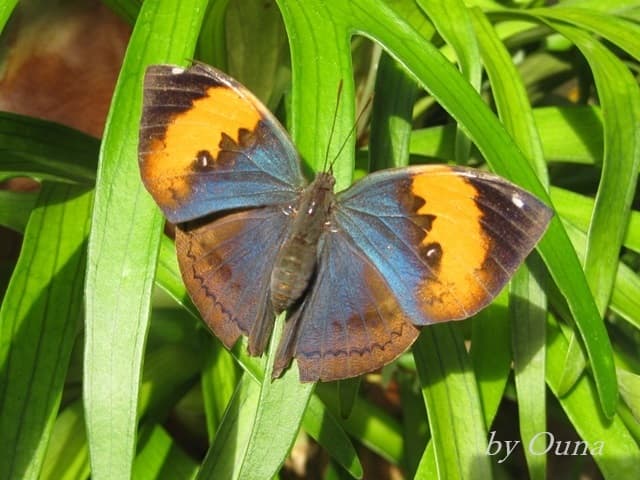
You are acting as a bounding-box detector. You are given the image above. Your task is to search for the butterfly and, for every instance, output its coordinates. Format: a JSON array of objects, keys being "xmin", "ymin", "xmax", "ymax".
[{"xmin": 138, "ymin": 63, "xmax": 553, "ymax": 382}]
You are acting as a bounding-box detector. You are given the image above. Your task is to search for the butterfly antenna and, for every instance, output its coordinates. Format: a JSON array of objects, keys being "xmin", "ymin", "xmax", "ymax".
[
  {"xmin": 323, "ymin": 80, "xmax": 344, "ymax": 173},
  {"xmin": 328, "ymin": 94, "xmax": 373, "ymax": 172}
]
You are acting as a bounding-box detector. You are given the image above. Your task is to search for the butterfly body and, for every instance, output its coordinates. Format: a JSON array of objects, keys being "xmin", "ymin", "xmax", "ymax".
[
  {"xmin": 139, "ymin": 63, "xmax": 553, "ymax": 382},
  {"xmin": 270, "ymin": 172, "xmax": 336, "ymax": 314}
]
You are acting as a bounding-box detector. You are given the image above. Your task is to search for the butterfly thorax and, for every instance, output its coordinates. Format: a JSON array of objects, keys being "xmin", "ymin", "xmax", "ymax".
[{"xmin": 270, "ymin": 172, "xmax": 336, "ymax": 313}]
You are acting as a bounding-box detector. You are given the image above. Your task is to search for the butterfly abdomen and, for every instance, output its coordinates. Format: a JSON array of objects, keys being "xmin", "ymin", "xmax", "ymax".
[
  {"xmin": 270, "ymin": 173, "xmax": 336, "ymax": 313},
  {"xmin": 270, "ymin": 247, "xmax": 314, "ymax": 313}
]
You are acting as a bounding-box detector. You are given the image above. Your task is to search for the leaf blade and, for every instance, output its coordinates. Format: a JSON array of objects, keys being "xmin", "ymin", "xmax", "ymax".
[
  {"xmin": 0, "ymin": 184, "xmax": 92, "ymax": 479},
  {"xmin": 83, "ymin": 1, "xmax": 209, "ymax": 478}
]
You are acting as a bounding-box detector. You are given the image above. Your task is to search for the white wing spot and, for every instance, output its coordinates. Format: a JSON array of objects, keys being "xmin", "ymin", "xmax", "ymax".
[
  {"xmin": 171, "ymin": 67, "xmax": 186, "ymax": 75},
  {"xmin": 512, "ymin": 193, "xmax": 525, "ymax": 208}
]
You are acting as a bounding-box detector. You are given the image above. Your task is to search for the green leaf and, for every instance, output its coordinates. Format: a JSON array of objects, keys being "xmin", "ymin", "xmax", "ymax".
[
  {"xmin": 557, "ymin": 0, "xmax": 640, "ymax": 14},
  {"xmin": 337, "ymin": 378, "xmax": 360, "ymax": 419},
  {"xmin": 0, "ymin": 183, "xmax": 92, "ymax": 479},
  {"xmin": 560, "ymin": 220, "xmax": 640, "ymax": 333},
  {"xmin": 610, "ymin": 264, "xmax": 640, "ymax": 330},
  {"xmin": 418, "ymin": 0, "xmax": 482, "ymax": 164},
  {"xmin": 40, "ymin": 401, "xmax": 89, "ymax": 480},
  {"xmin": 551, "ymin": 187, "xmax": 640, "ymax": 254},
  {"xmin": 549, "ymin": 20, "xmax": 640, "ymax": 316},
  {"xmin": 398, "ymin": 373, "xmax": 429, "ymax": 478},
  {"xmin": 531, "ymin": 6, "xmax": 640, "ymax": 61},
  {"xmin": 471, "ymin": 10, "xmax": 549, "ymax": 479},
  {"xmin": 522, "ymin": 11, "xmax": 640, "ymax": 407},
  {"xmin": 133, "ymin": 424, "xmax": 198, "ymax": 480},
  {"xmin": 316, "ymin": 383, "xmax": 404, "ymax": 464},
  {"xmin": 369, "ymin": 53, "xmax": 418, "ymax": 170},
  {"xmin": 414, "ymin": 325, "xmax": 491, "ymax": 479},
  {"xmin": 276, "ymin": 0, "xmax": 357, "ymax": 186},
  {"xmin": 471, "ymin": 8, "xmax": 547, "ymax": 179},
  {"xmin": 137, "ymin": 343, "xmax": 203, "ymax": 420},
  {"xmin": 0, "ymin": 189, "xmax": 37, "ymax": 233},
  {"xmin": 196, "ymin": 0, "xmax": 230, "ymax": 67},
  {"xmin": 533, "ymin": 106, "xmax": 603, "ymax": 164},
  {"xmin": 83, "ymin": 1, "xmax": 209, "ymax": 479},
  {"xmin": 409, "ymin": 105, "xmax": 604, "ymax": 165},
  {"xmin": 471, "ymin": 292, "xmax": 511, "ymax": 426},
  {"xmin": 226, "ymin": 0, "xmax": 289, "ymax": 110},
  {"xmin": 0, "ymin": 0, "xmax": 18, "ymax": 32},
  {"xmin": 546, "ymin": 315, "xmax": 640, "ymax": 478},
  {"xmin": 234, "ymin": 316, "xmax": 314, "ymax": 480},
  {"xmin": 510, "ymin": 267, "xmax": 548, "ymax": 480},
  {"xmin": 303, "ymin": 395, "xmax": 364, "ymax": 479},
  {"xmin": 196, "ymin": 374, "xmax": 261, "ymax": 479},
  {"xmin": 201, "ymin": 344, "xmax": 240, "ymax": 441},
  {"xmin": 0, "ymin": 112, "xmax": 99, "ymax": 183},
  {"xmin": 618, "ymin": 368, "xmax": 640, "ymax": 424},
  {"xmin": 509, "ymin": 94, "xmax": 617, "ymax": 418},
  {"xmin": 102, "ymin": 0, "xmax": 141, "ymax": 24}
]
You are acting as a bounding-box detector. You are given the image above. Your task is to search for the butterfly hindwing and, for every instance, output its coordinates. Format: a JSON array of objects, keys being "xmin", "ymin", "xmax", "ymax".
[
  {"xmin": 139, "ymin": 63, "xmax": 304, "ymax": 223},
  {"xmin": 175, "ymin": 206, "xmax": 291, "ymax": 355},
  {"xmin": 273, "ymin": 230, "xmax": 420, "ymax": 382},
  {"xmin": 334, "ymin": 165, "xmax": 553, "ymax": 324}
]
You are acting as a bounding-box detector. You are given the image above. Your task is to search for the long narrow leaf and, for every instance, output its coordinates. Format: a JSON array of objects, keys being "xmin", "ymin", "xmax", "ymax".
[
  {"xmin": 546, "ymin": 315, "xmax": 640, "ymax": 478},
  {"xmin": 196, "ymin": 373, "xmax": 261, "ymax": 479},
  {"xmin": 471, "ymin": 9, "xmax": 549, "ymax": 479},
  {"xmin": 236, "ymin": 317, "xmax": 315, "ymax": 479},
  {"xmin": 0, "ymin": 183, "xmax": 92, "ymax": 479},
  {"xmin": 0, "ymin": 190, "xmax": 37, "ymax": 232},
  {"xmin": 414, "ymin": 325, "xmax": 491, "ymax": 479},
  {"xmin": 0, "ymin": 112, "xmax": 99, "ymax": 183},
  {"xmin": 40, "ymin": 400, "xmax": 89, "ymax": 480},
  {"xmin": 0, "ymin": 0, "xmax": 18, "ymax": 33},
  {"xmin": 550, "ymin": 20, "xmax": 640, "ymax": 315},
  {"xmin": 83, "ymin": 1, "xmax": 209, "ymax": 478},
  {"xmin": 418, "ymin": 0, "xmax": 482, "ymax": 164}
]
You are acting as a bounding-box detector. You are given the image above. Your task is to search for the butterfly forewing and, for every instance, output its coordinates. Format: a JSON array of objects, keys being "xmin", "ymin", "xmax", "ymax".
[
  {"xmin": 334, "ymin": 165, "xmax": 553, "ymax": 325},
  {"xmin": 139, "ymin": 63, "xmax": 304, "ymax": 223}
]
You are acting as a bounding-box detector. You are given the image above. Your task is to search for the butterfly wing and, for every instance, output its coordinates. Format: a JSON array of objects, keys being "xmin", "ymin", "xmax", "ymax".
[
  {"xmin": 139, "ymin": 63, "xmax": 304, "ymax": 223},
  {"xmin": 273, "ymin": 229, "xmax": 420, "ymax": 382},
  {"xmin": 175, "ymin": 206, "xmax": 291, "ymax": 356},
  {"xmin": 334, "ymin": 165, "xmax": 553, "ymax": 324}
]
